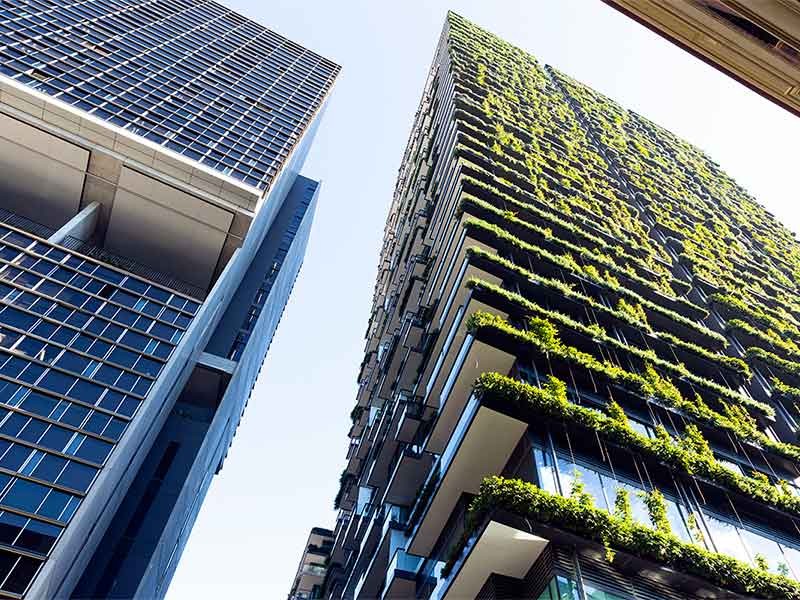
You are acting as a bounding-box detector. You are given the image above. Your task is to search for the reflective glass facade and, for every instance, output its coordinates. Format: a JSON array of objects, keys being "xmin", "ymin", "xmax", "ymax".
[
  {"xmin": 0, "ymin": 0, "xmax": 339, "ymax": 188},
  {"xmin": 0, "ymin": 1, "xmax": 337, "ymax": 597},
  {"xmin": 0, "ymin": 223, "xmax": 198, "ymax": 595},
  {"xmin": 227, "ymin": 179, "xmax": 315, "ymax": 361}
]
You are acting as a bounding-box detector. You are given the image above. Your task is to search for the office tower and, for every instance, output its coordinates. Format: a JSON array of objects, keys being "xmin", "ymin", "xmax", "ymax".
[
  {"xmin": 0, "ymin": 1, "xmax": 338, "ymax": 598},
  {"xmin": 310, "ymin": 11, "xmax": 800, "ymax": 600},
  {"xmin": 603, "ymin": 0, "xmax": 800, "ymax": 117},
  {"xmin": 288, "ymin": 527, "xmax": 334, "ymax": 600}
]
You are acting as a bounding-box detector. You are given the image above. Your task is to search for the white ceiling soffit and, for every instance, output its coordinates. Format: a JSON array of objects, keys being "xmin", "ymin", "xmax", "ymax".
[
  {"xmin": 0, "ymin": 112, "xmax": 88, "ymax": 228},
  {"xmin": 105, "ymin": 166, "xmax": 233, "ymax": 290}
]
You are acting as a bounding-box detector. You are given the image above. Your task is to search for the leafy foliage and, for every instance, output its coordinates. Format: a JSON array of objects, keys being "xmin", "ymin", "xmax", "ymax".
[
  {"xmin": 472, "ymin": 372, "xmax": 800, "ymax": 516},
  {"xmin": 448, "ymin": 476, "xmax": 800, "ymax": 599}
]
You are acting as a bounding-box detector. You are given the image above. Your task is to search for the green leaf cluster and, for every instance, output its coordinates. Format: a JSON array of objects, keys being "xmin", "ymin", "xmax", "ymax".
[
  {"xmin": 472, "ymin": 372, "xmax": 800, "ymax": 517},
  {"xmin": 448, "ymin": 476, "xmax": 800, "ymax": 599}
]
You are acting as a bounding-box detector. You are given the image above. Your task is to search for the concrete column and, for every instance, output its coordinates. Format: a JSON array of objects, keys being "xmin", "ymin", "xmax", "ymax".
[{"xmin": 48, "ymin": 200, "xmax": 100, "ymax": 244}]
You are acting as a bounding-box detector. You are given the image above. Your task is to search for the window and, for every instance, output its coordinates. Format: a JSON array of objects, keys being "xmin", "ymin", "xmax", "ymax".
[
  {"xmin": 534, "ymin": 445, "xmax": 691, "ymax": 541},
  {"xmin": 702, "ymin": 509, "xmax": 800, "ymax": 578},
  {"xmin": 536, "ymin": 575, "xmax": 629, "ymax": 600},
  {"xmin": 1, "ymin": 480, "xmax": 49, "ymax": 514}
]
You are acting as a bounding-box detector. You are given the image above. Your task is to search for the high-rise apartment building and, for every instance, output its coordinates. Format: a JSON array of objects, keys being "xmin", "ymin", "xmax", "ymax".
[
  {"xmin": 308, "ymin": 12, "xmax": 800, "ymax": 600},
  {"xmin": 0, "ymin": 1, "xmax": 338, "ymax": 598}
]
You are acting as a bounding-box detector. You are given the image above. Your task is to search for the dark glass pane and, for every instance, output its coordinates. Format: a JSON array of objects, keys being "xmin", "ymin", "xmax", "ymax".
[
  {"xmin": 0, "ymin": 445, "xmax": 32, "ymax": 471},
  {"xmin": 75, "ymin": 437, "xmax": 112, "ymax": 464},
  {"xmin": 39, "ymin": 426, "xmax": 72, "ymax": 453},
  {"xmin": 2, "ymin": 480, "xmax": 49, "ymax": 513},
  {"xmin": 3, "ymin": 555, "xmax": 42, "ymax": 593},
  {"xmin": 16, "ymin": 519, "xmax": 60, "ymax": 554},
  {"xmin": 0, "ymin": 549, "xmax": 18, "ymax": 585},
  {"xmin": 57, "ymin": 462, "xmax": 95, "ymax": 493},
  {"xmin": 36, "ymin": 489, "xmax": 70, "ymax": 521},
  {"xmin": 31, "ymin": 454, "xmax": 67, "ymax": 483},
  {"xmin": 0, "ymin": 511, "xmax": 25, "ymax": 545}
]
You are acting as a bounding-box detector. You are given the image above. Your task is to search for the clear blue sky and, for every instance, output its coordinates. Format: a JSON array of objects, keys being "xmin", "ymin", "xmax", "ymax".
[{"xmin": 166, "ymin": 1, "xmax": 800, "ymax": 598}]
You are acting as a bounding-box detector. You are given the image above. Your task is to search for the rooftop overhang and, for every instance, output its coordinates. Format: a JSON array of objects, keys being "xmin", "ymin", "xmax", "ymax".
[
  {"xmin": 0, "ymin": 76, "xmax": 271, "ymax": 294},
  {"xmin": 602, "ymin": 0, "xmax": 800, "ymax": 118},
  {"xmin": 408, "ymin": 400, "xmax": 526, "ymax": 557}
]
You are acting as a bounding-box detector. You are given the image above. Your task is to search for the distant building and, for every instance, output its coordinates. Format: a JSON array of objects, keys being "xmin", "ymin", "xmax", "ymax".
[
  {"xmin": 604, "ymin": 0, "xmax": 800, "ymax": 116},
  {"xmin": 289, "ymin": 527, "xmax": 334, "ymax": 600},
  {"xmin": 304, "ymin": 11, "xmax": 800, "ymax": 600},
  {"xmin": 0, "ymin": 1, "xmax": 338, "ymax": 598}
]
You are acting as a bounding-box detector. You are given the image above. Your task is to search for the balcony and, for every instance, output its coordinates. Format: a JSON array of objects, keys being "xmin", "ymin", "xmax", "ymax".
[
  {"xmin": 345, "ymin": 439, "xmax": 362, "ymax": 476},
  {"xmin": 353, "ymin": 506, "xmax": 409, "ymax": 600},
  {"xmin": 292, "ymin": 562, "xmax": 328, "ymax": 599},
  {"xmin": 380, "ymin": 550, "xmax": 423, "ymax": 600},
  {"xmin": 436, "ymin": 515, "xmax": 547, "ymax": 599},
  {"xmin": 383, "ymin": 445, "xmax": 435, "ymax": 507},
  {"xmin": 424, "ymin": 317, "xmax": 515, "ymax": 453},
  {"xmin": 423, "ymin": 290, "xmax": 510, "ymax": 415},
  {"xmin": 408, "ymin": 393, "xmax": 526, "ymax": 557},
  {"xmin": 393, "ymin": 399, "xmax": 423, "ymax": 444},
  {"xmin": 419, "ymin": 225, "xmax": 504, "ymax": 399}
]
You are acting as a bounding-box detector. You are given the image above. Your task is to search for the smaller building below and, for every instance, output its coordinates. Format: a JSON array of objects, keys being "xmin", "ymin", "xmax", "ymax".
[{"xmin": 288, "ymin": 527, "xmax": 334, "ymax": 600}]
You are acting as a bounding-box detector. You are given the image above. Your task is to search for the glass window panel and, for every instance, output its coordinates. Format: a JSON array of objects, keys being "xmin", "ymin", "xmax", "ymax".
[
  {"xmin": 36, "ymin": 489, "xmax": 70, "ymax": 521},
  {"xmin": 580, "ymin": 466, "xmax": 608, "ymax": 510},
  {"xmin": 94, "ymin": 365, "xmax": 122, "ymax": 386},
  {"xmin": 0, "ymin": 511, "xmax": 25, "ymax": 546},
  {"xmin": 740, "ymin": 527, "xmax": 786, "ymax": 574},
  {"xmin": 21, "ymin": 392, "xmax": 59, "ymax": 416},
  {"xmin": 56, "ymin": 461, "xmax": 95, "ymax": 493},
  {"xmin": 67, "ymin": 380, "xmax": 103, "ymax": 404},
  {"xmin": 600, "ymin": 478, "xmax": 650, "ymax": 526},
  {"xmin": 533, "ymin": 447, "xmax": 557, "ymax": 494},
  {"xmin": 132, "ymin": 378, "xmax": 151, "ymax": 397},
  {"xmin": 102, "ymin": 418, "xmax": 125, "ymax": 441},
  {"xmin": 108, "ymin": 347, "xmax": 137, "ymax": 369},
  {"xmin": 781, "ymin": 544, "xmax": 800, "ymax": 581},
  {"xmin": 39, "ymin": 426, "xmax": 72, "ymax": 453},
  {"xmin": 19, "ymin": 450, "xmax": 44, "ymax": 476},
  {"xmin": 555, "ymin": 576, "xmax": 581, "ymax": 600},
  {"xmin": 664, "ymin": 497, "xmax": 691, "ymax": 542},
  {"xmin": 0, "ymin": 550, "xmax": 19, "ymax": 590},
  {"xmin": 704, "ymin": 513, "xmax": 751, "ymax": 563},
  {"xmin": 39, "ymin": 371, "xmax": 78, "ymax": 394},
  {"xmin": 55, "ymin": 351, "xmax": 90, "ymax": 374},
  {"xmin": 556, "ymin": 456, "xmax": 576, "ymax": 496},
  {"xmin": 60, "ymin": 404, "xmax": 90, "ymax": 429},
  {"xmin": 0, "ymin": 413, "xmax": 28, "ymax": 438},
  {"xmin": 2, "ymin": 555, "xmax": 41, "ymax": 594},
  {"xmin": 134, "ymin": 356, "xmax": 160, "ymax": 377},
  {"xmin": 18, "ymin": 419, "xmax": 47, "ymax": 444},
  {"xmin": 31, "ymin": 454, "xmax": 66, "ymax": 483},
  {"xmin": 19, "ymin": 363, "xmax": 44, "ymax": 384},
  {"xmin": 0, "ymin": 381, "xmax": 23, "ymax": 405},
  {"xmin": 74, "ymin": 437, "xmax": 111, "ymax": 464},
  {"xmin": 1, "ymin": 479, "xmax": 49, "ymax": 513},
  {"xmin": 16, "ymin": 519, "xmax": 59, "ymax": 554},
  {"xmin": 82, "ymin": 413, "xmax": 109, "ymax": 436}
]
